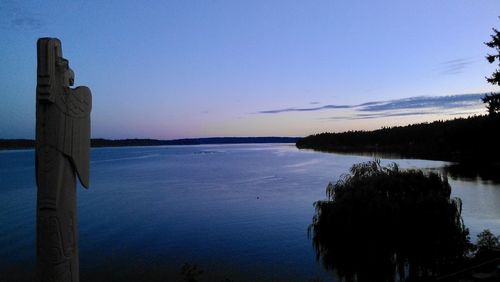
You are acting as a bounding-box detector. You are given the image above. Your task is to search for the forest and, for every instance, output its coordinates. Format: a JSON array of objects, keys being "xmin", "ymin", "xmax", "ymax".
[{"xmin": 296, "ymin": 115, "xmax": 500, "ymax": 164}]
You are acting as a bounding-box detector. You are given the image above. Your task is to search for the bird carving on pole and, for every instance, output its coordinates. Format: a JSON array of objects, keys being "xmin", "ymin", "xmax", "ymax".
[{"xmin": 35, "ymin": 38, "xmax": 92, "ymax": 282}]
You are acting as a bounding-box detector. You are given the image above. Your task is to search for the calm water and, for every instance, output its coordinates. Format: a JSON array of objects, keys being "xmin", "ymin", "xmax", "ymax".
[{"xmin": 1, "ymin": 144, "xmax": 499, "ymax": 281}]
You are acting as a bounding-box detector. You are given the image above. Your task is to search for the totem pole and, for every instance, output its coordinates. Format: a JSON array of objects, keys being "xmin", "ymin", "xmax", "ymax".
[{"xmin": 35, "ymin": 38, "xmax": 91, "ymax": 282}]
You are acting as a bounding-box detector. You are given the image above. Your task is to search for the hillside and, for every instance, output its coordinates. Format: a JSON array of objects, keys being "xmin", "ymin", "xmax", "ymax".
[
  {"xmin": 296, "ymin": 115, "xmax": 500, "ymax": 163},
  {"xmin": 0, "ymin": 137, "xmax": 300, "ymax": 150}
]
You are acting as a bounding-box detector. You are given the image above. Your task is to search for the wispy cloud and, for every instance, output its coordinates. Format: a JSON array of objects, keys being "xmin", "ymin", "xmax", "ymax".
[
  {"xmin": 322, "ymin": 111, "xmax": 435, "ymax": 121},
  {"xmin": 0, "ymin": 1, "xmax": 44, "ymax": 30},
  {"xmin": 258, "ymin": 104, "xmax": 351, "ymax": 114},
  {"xmin": 259, "ymin": 93, "xmax": 486, "ymax": 120},
  {"xmin": 439, "ymin": 58, "xmax": 475, "ymax": 75},
  {"xmin": 352, "ymin": 111, "xmax": 435, "ymax": 119},
  {"xmin": 10, "ymin": 16, "xmax": 43, "ymax": 29},
  {"xmin": 358, "ymin": 94, "xmax": 482, "ymax": 112}
]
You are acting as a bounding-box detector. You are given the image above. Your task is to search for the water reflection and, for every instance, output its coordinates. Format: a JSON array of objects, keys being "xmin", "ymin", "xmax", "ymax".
[
  {"xmin": 309, "ymin": 161, "xmax": 473, "ymax": 281},
  {"xmin": 311, "ymin": 150, "xmax": 500, "ymax": 185},
  {"xmin": 2, "ymin": 146, "xmax": 499, "ymax": 281},
  {"xmin": 441, "ymin": 164, "xmax": 500, "ymax": 184}
]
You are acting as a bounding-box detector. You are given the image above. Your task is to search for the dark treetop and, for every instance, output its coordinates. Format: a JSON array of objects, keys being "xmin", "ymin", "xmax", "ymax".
[{"xmin": 296, "ymin": 115, "xmax": 500, "ymax": 164}]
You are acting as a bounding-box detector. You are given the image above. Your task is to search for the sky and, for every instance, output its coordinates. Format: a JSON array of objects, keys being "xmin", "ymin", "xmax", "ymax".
[{"xmin": 1, "ymin": 0, "xmax": 499, "ymax": 139}]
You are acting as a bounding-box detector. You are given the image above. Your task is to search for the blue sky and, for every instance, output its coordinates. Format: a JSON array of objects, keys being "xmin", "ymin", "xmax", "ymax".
[{"xmin": 0, "ymin": 0, "xmax": 499, "ymax": 139}]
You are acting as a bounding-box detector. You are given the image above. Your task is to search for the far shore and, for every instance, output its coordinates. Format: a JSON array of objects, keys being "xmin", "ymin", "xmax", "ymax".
[
  {"xmin": 0, "ymin": 137, "xmax": 301, "ymax": 151},
  {"xmin": 296, "ymin": 115, "xmax": 500, "ymax": 164}
]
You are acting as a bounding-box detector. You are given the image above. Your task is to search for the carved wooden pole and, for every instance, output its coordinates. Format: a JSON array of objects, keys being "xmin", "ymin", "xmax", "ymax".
[{"xmin": 36, "ymin": 38, "xmax": 91, "ymax": 282}]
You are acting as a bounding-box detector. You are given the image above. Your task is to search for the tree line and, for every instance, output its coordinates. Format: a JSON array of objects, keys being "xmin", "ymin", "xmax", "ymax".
[{"xmin": 296, "ymin": 115, "xmax": 500, "ymax": 163}]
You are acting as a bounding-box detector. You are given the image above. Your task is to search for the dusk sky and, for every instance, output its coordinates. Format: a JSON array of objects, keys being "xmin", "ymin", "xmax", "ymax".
[{"xmin": 1, "ymin": 0, "xmax": 499, "ymax": 139}]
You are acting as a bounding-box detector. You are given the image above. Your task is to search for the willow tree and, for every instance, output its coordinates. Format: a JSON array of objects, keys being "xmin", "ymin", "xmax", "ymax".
[{"xmin": 309, "ymin": 160, "xmax": 472, "ymax": 281}]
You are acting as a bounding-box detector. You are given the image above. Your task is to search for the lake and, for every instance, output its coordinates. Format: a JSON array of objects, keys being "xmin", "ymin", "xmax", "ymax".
[{"xmin": 1, "ymin": 144, "xmax": 499, "ymax": 281}]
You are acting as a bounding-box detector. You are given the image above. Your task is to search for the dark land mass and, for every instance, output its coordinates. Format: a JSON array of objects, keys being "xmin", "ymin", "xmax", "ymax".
[
  {"xmin": 296, "ymin": 115, "xmax": 500, "ymax": 164},
  {"xmin": 0, "ymin": 137, "xmax": 300, "ymax": 150}
]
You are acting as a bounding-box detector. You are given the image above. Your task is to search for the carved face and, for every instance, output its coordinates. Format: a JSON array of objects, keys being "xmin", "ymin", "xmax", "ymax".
[
  {"xmin": 57, "ymin": 58, "xmax": 75, "ymax": 87},
  {"xmin": 66, "ymin": 68, "xmax": 75, "ymax": 87}
]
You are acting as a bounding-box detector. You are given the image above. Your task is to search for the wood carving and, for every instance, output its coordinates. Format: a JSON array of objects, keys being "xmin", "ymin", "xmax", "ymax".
[{"xmin": 36, "ymin": 38, "xmax": 91, "ymax": 282}]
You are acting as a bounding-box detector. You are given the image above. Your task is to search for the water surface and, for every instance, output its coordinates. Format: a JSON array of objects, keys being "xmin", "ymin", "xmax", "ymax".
[{"xmin": 1, "ymin": 144, "xmax": 499, "ymax": 281}]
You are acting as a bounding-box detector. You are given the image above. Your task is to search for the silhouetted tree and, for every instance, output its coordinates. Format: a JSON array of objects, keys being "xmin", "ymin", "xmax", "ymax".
[
  {"xmin": 476, "ymin": 229, "xmax": 500, "ymax": 250},
  {"xmin": 482, "ymin": 93, "xmax": 500, "ymax": 116},
  {"xmin": 474, "ymin": 229, "xmax": 500, "ymax": 261},
  {"xmin": 308, "ymin": 160, "xmax": 473, "ymax": 281},
  {"xmin": 484, "ymin": 23, "xmax": 500, "ymax": 115},
  {"xmin": 296, "ymin": 115, "xmax": 500, "ymax": 163}
]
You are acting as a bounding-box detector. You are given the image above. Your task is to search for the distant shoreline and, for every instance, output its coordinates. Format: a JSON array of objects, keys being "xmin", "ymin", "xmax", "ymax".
[
  {"xmin": 0, "ymin": 137, "xmax": 301, "ymax": 150},
  {"xmin": 296, "ymin": 115, "xmax": 500, "ymax": 164}
]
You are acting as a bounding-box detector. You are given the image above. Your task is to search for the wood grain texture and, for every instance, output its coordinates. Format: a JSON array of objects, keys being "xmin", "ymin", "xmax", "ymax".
[{"xmin": 36, "ymin": 38, "xmax": 91, "ymax": 282}]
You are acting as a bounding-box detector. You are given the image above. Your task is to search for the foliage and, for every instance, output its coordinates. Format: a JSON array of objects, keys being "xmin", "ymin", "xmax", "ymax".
[
  {"xmin": 296, "ymin": 115, "xmax": 500, "ymax": 164},
  {"xmin": 484, "ymin": 24, "xmax": 500, "ymax": 115},
  {"xmin": 476, "ymin": 229, "xmax": 500, "ymax": 251},
  {"xmin": 482, "ymin": 93, "xmax": 500, "ymax": 116},
  {"xmin": 485, "ymin": 27, "xmax": 500, "ymax": 86},
  {"xmin": 308, "ymin": 160, "xmax": 473, "ymax": 281}
]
